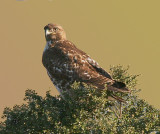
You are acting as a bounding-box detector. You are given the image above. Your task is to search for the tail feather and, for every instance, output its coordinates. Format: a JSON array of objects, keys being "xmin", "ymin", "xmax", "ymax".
[
  {"xmin": 106, "ymin": 80, "xmax": 130, "ymax": 102},
  {"xmin": 108, "ymin": 85, "xmax": 130, "ymax": 93},
  {"xmin": 108, "ymin": 81, "xmax": 130, "ymax": 93},
  {"xmin": 112, "ymin": 81, "xmax": 126, "ymax": 88}
]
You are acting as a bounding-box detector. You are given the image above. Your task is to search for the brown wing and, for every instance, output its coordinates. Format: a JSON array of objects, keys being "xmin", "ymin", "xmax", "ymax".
[
  {"xmin": 42, "ymin": 40, "xmax": 129, "ymax": 93},
  {"xmin": 42, "ymin": 40, "xmax": 101, "ymax": 82}
]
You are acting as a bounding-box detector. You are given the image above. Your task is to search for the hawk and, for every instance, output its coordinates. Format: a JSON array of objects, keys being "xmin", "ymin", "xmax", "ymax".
[{"xmin": 42, "ymin": 23, "xmax": 130, "ymax": 101}]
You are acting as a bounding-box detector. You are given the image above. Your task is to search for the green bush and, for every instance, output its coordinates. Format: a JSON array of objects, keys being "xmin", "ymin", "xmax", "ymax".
[{"xmin": 0, "ymin": 65, "xmax": 159, "ymax": 134}]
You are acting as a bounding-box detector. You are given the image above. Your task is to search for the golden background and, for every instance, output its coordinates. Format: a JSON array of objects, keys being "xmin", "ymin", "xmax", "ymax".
[{"xmin": 0, "ymin": 0, "xmax": 160, "ymax": 119}]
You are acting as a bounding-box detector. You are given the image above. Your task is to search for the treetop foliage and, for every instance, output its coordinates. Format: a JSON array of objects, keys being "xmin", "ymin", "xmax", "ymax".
[{"xmin": 0, "ymin": 65, "xmax": 159, "ymax": 134}]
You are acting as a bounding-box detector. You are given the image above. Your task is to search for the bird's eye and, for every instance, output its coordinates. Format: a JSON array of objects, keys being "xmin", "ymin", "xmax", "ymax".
[{"xmin": 53, "ymin": 28, "xmax": 59, "ymax": 31}]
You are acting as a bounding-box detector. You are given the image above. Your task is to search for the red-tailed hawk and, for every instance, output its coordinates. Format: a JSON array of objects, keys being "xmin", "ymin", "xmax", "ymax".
[{"xmin": 42, "ymin": 23, "xmax": 130, "ymax": 101}]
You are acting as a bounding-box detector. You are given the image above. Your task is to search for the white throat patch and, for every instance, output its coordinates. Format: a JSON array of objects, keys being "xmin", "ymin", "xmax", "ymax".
[{"xmin": 44, "ymin": 41, "xmax": 52, "ymax": 52}]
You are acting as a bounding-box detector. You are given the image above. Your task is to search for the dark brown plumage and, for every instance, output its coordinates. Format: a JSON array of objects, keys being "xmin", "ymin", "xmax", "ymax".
[{"xmin": 42, "ymin": 23, "xmax": 130, "ymax": 101}]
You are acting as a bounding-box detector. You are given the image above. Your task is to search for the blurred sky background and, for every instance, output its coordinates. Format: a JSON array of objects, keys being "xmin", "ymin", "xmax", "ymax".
[{"xmin": 0, "ymin": 0, "xmax": 160, "ymax": 119}]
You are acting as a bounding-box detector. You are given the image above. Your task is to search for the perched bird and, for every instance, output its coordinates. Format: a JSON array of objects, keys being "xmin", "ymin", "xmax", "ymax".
[{"xmin": 42, "ymin": 23, "xmax": 130, "ymax": 101}]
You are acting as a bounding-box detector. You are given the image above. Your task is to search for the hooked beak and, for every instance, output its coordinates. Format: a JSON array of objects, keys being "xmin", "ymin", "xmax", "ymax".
[{"xmin": 45, "ymin": 29, "xmax": 56, "ymax": 36}]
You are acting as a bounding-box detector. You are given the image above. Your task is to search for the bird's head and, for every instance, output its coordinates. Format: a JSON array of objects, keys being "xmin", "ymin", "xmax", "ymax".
[{"xmin": 44, "ymin": 23, "xmax": 66, "ymax": 42}]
